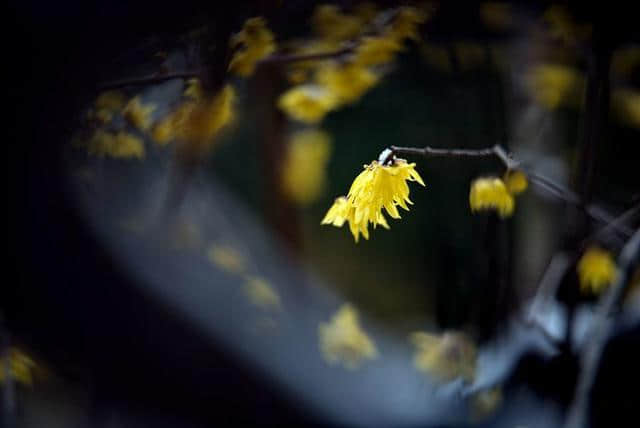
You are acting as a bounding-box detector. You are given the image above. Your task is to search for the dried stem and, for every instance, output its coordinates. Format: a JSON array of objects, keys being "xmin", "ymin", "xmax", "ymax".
[{"xmin": 564, "ymin": 228, "xmax": 640, "ymax": 428}]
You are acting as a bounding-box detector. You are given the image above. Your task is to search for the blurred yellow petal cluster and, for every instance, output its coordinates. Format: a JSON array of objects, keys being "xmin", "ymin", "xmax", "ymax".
[
  {"xmin": 611, "ymin": 89, "xmax": 640, "ymax": 128},
  {"xmin": 318, "ymin": 304, "xmax": 378, "ymax": 369},
  {"xmin": 577, "ymin": 246, "xmax": 617, "ymax": 295},
  {"xmin": 0, "ymin": 348, "xmax": 38, "ymax": 386},
  {"xmin": 470, "ymin": 386, "xmax": 503, "ymax": 421},
  {"xmin": 311, "ymin": 4, "xmax": 364, "ymax": 43},
  {"xmin": 208, "ymin": 243, "xmax": 246, "ymax": 274},
  {"xmin": 244, "ymin": 276, "xmax": 281, "ymax": 310},
  {"xmin": 123, "ymin": 96, "xmax": 157, "ymax": 131},
  {"xmin": 183, "ymin": 78, "xmax": 203, "ymax": 100},
  {"xmin": 322, "ymin": 159, "xmax": 424, "ymax": 242},
  {"xmin": 469, "ymin": 177, "xmax": 515, "ymax": 218},
  {"xmin": 386, "ymin": 6, "xmax": 428, "ymax": 42},
  {"xmin": 410, "ymin": 331, "xmax": 476, "ymax": 383},
  {"xmin": 87, "ymin": 90, "xmax": 127, "ymax": 124},
  {"xmin": 281, "ymin": 129, "xmax": 332, "ymax": 205},
  {"xmin": 152, "ymin": 85, "xmax": 235, "ymax": 153},
  {"xmin": 315, "ymin": 63, "xmax": 379, "ymax": 104},
  {"xmin": 353, "ymin": 36, "xmax": 403, "ymax": 67},
  {"xmin": 229, "ymin": 17, "xmax": 276, "ymax": 77},
  {"xmin": 503, "ymin": 169, "xmax": 528, "ymax": 195},
  {"xmin": 87, "ymin": 130, "xmax": 145, "ymax": 159},
  {"xmin": 278, "ymin": 84, "xmax": 338, "ymax": 123},
  {"xmin": 526, "ymin": 64, "xmax": 585, "ymax": 110}
]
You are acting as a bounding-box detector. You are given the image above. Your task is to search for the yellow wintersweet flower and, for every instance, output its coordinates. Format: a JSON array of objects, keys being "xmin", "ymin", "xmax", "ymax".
[
  {"xmin": 315, "ymin": 63, "xmax": 379, "ymax": 105},
  {"xmin": 183, "ymin": 78, "xmax": 203, "ymax": 101},
  {"xmin": 577, "ymin": 246, "xmax": 617, "ymax": 295},
  {"xmin": 503, "ymin": 169, "xmax": 528, "ymax": 195},
  {"xmin": 470, "ymin": 386, "xmax": 503, "ymax": 421},
  {"xmin": 348, "ymin": 158, "xmax": 425, "ymax": 228},
  {"xmin": 278, "ymin": 84, "xmax": 338, "ymax": 123},
  {"xmin": 321, "ymin": 196, "xmax": 379, "ymax": 243},
  {"xmin": 244, "ymin": 276, "xmax": 281, "ymax": 310},
  {"xmin": 410, "ymin": 331, "xmax": 476, "ymax": 383},
  {"xmin": 0, "ymin": 348, "xmax": 38, "ymax": 386},
  {"xmin": 311, "ymin": 4, "xmax": 363, "ymax": 43},
  {"xmin": 526, "ymin": 64, "xmax": 585, "ymax": 109},
  {"xmin": 318, "ymin": 304, "xmax": 378, "ymax": 370},
  {"xmin": 229, "ymin": 17, "xmax": 276, "ymax": 77},
  {"xmin": 207, "ymin": 243, "xmax": 246, "ymax": 274},
  {"xmin": 386, "ymin": 6, "xmax": 428, "ymax": 42},
  {"xmin": 87, "ymin": 130, "xmax": 145, "ymax": 159},
  {"xmin": 353, "ymin": 36, "xmax": 403, "ymax": 67},
  {"xmin": 281, "ymin": 129, "xmax": 332, "ymax": 205},
  {"xmin": 123, "ymin": 96, "xmax": 157, "ymax": 131},
  {"xmin": 469, "ymin": 177, "xmax": 515, "ymax": 218}
]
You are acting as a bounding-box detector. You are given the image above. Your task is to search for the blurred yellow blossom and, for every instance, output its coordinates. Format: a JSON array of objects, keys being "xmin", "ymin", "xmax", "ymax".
[
  {"xmin": 87, "ymin": 130, "xmax": 145, "ymax": 159},
  {"xmin": 410, "ymin": 331, "xmax": 476, "ymax": 383},
  {"xmin": 321, "ymin": 196, "xmax": 379, "ymax": 243},
  {"xmin": 183, "ymin": 78, "xmax": 203, "ymax": 100},
  {"xmin": 207, "ymin": 243, "xmax": 246, "ymax": 274},
  {"xmin": 0, "ymin": 348, "xmax": 38, "ymax": 386},
  {"xmin": 319, "ymin": 304, "xmax": 378, "ymax": 369},
  {"xmin": 347, "ymin": 158, "xmax": 425, "ymax": 232},
  {"xmin": 95, "ymin": 90, "xmax": 127, "ymax": 111},
  {"xmin": 123, "ymin": 96, "xmax": 157, "ymax": 131},
  {"xmin": 469, "ymin": 177, "xmax": 515, "ymax": 218},
  {"xmin": 278, "ymin": 84, "xmax": 338, "ymax": 123},
  {"xmin": 611, "ymin": 89, "xmax": 640, "ymax": 128},
  {"xmin": 386, "ymin": 6, "xmax": 428, "ymax": 42},
  {"xmin": 577, "ymin": 246, "xmax": 617, "ymax": 295},
  {"xmin": 526, "ymin": 64, "xmax": 585, "ymax": 109},
  {"xmin": 283, "ymin": 39, "xmax": 341, "ymax": 84},
  {"xmin": 281, "ymin": 129, "xmax": 332, "ymax": 205},
  {"xmin": 244, "ymin": 276, "xmax": 281, "ymax": 310},
  {"xmin": 229, "ymin": 17, "xmax": 277, "ymax": 77},
  {"xmin": 311, "ymin": 5, "xmax": 363, "ymax": 43},
  {"xmin": 503, "ymin": 169, "xmax": 528, "ymax": 195},
  {"xmin": 470, "ymin": 386, "xmax": 503, "ymax": 421},
  {"xmin": 353, "ymin": 36, "xmax": 403, "ymax": 67},
  {"xmin": 315, "ymin": 63, "xmax": 379, "ymax": 105}
]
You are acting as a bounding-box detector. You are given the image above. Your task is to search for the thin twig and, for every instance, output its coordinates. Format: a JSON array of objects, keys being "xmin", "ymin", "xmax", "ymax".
[
  {"xmin": 259, "ymin": 47, "xmax": 354, "ymax": 65},
  {"xmin": 389, "ymin": 144, "xmax": 519, "ymax": 169},
  {"xmin": 98, "ymin": 70, "xmax": 203, "ymax": 91},
  {"xmin": 564, "ymin": 228, "xmax": 640, "ymax": 428}
]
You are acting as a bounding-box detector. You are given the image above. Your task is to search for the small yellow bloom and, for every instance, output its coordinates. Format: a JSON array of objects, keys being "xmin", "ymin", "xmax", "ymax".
[
  {"xmin": 503, "ymin": 169, "xmax": 528, "ymax": 195},
  {"xmin": 526, "ymin": 64, "xmax": 585, "ymax": 109},
  {"xmin": 0, "ymin": 348, "xmax": 38, "ymax": 386},
  {"xmin": 95, "ymin": 90, "xmax": 126, "ymax": 111},
  {"xmin": 245, "ymin": 276, "xmax": 281, "ymax": 310},
  {"xmin": 348, "ymin": 159, "xmax": 425, "ymax": 228},
  {"xmin": 281, "ymin": 129, "xmax": 332, "ymax": 205},
  {"xmin": 87, "ymin": 130, "xmax": 145, "ymax": 159},
  {"xmin": 321, "ymin": 196, "xmax": 375, "ymax": 243},
  {"xmin": 319, "ymin": 304, "xmax": 378, "ymax": 370},
  {"xmin": 315, "ymin": 63, "xmax": 379, "ymax": 105},
  {"xmin": 353, "ymin": 36, "xmax": 403, "ymax": 67},
  {"xmin": 123, "ymin": 96, "xmax": 157, "ymax": 131},
  {"xmin": 386, "ymin": 6, "xmax": 428, "ymax": 42},
  {"xmin": 410, "ymin": 331, "xmax": 476, "ymax": 383},
  {"xmin": 470, "ymin": 386, "xmax": 503, "ymax": 421},
  {"xmin": 229, "ymin": 17, "xmax": 276, "ymax": 77},
  {"xmin": 577, "ymin": 246, "xmax": 617, "ymax": 295},
  {"xmin": 311, "ymin": 5, "xmax": 364, "ymax": 43},
  {"xmin": 469, "ymin": 177, "xmax": 515, "ymax": 218},
  {"xmin": 183, "ymin": 78, "xmax": 203, "ymax": 100},
  {"xmin": 278, "ymin": 84, "xmax": 338, "ymax": 123},
  {"xmin": 207, "ymin": 244, "xmax": 246, "ymax": 274}
]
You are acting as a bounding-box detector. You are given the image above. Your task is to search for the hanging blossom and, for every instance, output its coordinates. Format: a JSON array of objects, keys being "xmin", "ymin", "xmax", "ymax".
[
  {"xmin": 577, "ymin": 246, "xmax": 617, "ymax": 295},
  {"xmin": 322, "ymin": 152, "xmax": 425, "ymax": 242},
  {"xmin": 469, "ymin": 169, "xmax": 528, "ymax": 218}
]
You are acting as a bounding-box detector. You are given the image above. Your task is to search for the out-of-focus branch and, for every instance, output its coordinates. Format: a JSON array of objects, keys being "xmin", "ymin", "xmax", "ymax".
[
  {"xmin": 98, "ymin": 70, "xmax": 203, "ymax": 91},
  {"xmin": 564, "ymin": 228, "xmax": 640, "ymax": 428}
]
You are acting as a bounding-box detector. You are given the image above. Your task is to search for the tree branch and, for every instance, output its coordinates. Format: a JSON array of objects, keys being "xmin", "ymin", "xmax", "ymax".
[
  {"xmin": 98, "ymin": 70, "xmax": 203, "ymax": 91},
  {"xmin": 564, "ymin": 228, "xmax": 640, "ymax": 428}
]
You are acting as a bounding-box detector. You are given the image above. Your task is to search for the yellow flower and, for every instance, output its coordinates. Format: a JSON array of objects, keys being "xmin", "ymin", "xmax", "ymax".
[
  {"xmin": 244, "ymin": 276, "xmax": 281, "ymax": 310},
  {"xmin": 278, "ymin": 84, "xmax": 338, "ymax": 123},
  {"xmin": 410, "ymin": 331, "xmax": 476, "ymax": 383},
  {"xmin": 470, "ymin": 386, "xmax": 503, "ymax": 421},
  {"xmin": 0, "ymin": 348, "xmax": 38, "ymax": 386},
  {"xmin": 311, "ymin": 5, "xmax": 364, "ymax": 42},
  {"xmin": 321, "ymin": 196, "xmax": 375, "ymax": 243},
  {"xmin": 526, "ymin": 64, "xmax": 585, "ymax": 109},
  {"xmin": 348, "ymin": 159, "xmax": 425, "ymax": 228},
  {"xmin": 87, "ymin": 130, "xmax": 145, "ymax": 159},
  {"xmin": 503, "ymin": 169, "xmax": 528, "ymax": 195},
  {"xmin": 386, "ymin": 6, "xmax": 428, "ymax": 42},
  {"xmin": 281, "ymin": 129, "xmax": 332, "ymax": 205},
  {"xmin": 353, "ymin": 36, "xmax": 403, "ymax": 67},
  {"xmin": 229, "ymin": 17, "xmax": 276, "ymax": 77},
  {"xmin": 95, "ymin": 90, "xmax": 126, "ymax": 111},
  {"xmin": 577, "ymin": 246, "xmax": 617, "ymax": 295},
  {"xmin": 469, "ymin": 177, "xmax": 515, "ymax": 218},
  {"xmin": 315, "ymin": 63, "xmax": 379, "ymax": 105},
  {"xmin": 183, "ymin": 78, "xmax": 203, "ymax": 100},
  {"xmin": 318, "ymin": 304, "xmax": 378, "ymax": 369},
  {"xmin": 207, "ymin": 244, "xmax": 246, "ymax": 274},
  {"xmin": 123, "ymin": 96, "xmax": 157, "ymax": 131}
]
